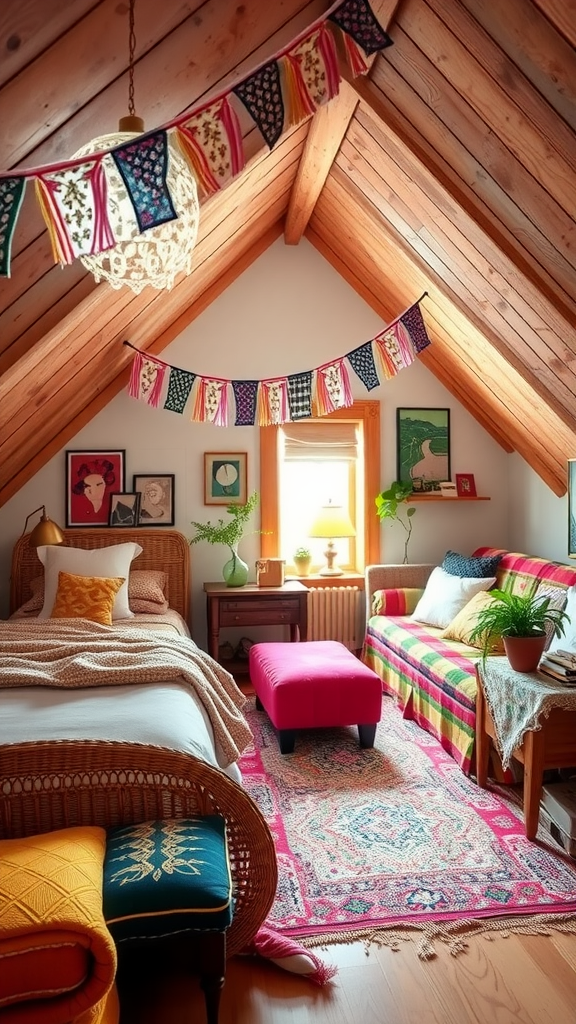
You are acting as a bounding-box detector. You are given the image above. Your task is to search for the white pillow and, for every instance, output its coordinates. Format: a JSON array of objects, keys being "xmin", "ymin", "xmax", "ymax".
[
  {"xmin": 548, "ymin": 584, "xmax": 576, "ymax": 654},
  {"xmin": 411, "ymin": 565, "xmax": 496, "ymax": 629},
  {"xmin": 37, "ymin": 543, "xmax": 143, "ymax": 620}
]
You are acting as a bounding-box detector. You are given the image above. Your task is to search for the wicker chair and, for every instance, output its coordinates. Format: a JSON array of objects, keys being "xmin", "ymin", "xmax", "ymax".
[{"xmin": 0, "ymin": 740, "xmax": 278, "ymax": 1023}]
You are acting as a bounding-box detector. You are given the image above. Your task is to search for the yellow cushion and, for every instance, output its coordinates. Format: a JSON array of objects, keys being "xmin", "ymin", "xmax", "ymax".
[
  {"xmin": 441, "ymin": 589, "xmax": 505, "ymax": 652},
  {"xmin": 50, "ymin": 571, "xmax": 125, "ymax": 626}
]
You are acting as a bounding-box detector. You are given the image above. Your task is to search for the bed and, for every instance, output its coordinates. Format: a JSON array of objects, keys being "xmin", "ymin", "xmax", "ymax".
[{"xmin": 0, "ymin": 527, "xmax": 277, "ymax": 955}]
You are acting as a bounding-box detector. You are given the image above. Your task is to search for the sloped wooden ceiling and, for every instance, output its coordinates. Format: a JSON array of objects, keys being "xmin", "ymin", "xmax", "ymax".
[{"xmin": 0, "ymin": 0, "xmax": 575, "ymax": 504}]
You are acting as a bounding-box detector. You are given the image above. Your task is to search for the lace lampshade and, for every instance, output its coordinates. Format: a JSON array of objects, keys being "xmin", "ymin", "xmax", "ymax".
[{"xmin": 73, "ymin": 130, "xmax": 200, "ymax": 294}]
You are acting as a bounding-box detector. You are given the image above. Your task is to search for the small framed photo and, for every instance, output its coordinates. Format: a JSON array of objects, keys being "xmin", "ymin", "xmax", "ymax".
[
  {"xmin": 569, "ymin": 460, "xmax": 576, "ymax": 558},
  {"xmin": 439, "ymin": 480, "xmax": 457, "ymax": 498},
  {"xmin": 456, "ymin": 473, "xmax": 477, "ymax": 498},
  {"xmin": 66, "ymin": 449, "xmax": 125, "ymax": 527},
  {"xmin": 204, "ymin": 452, "xmax": 247, "ymax": 505},
  {"xmin": 133, "ymin": 474, "xmax": 175, "ymax": 526},
  {"xmin": 109, "ymin": 492, "xmax": 141, "ymax": 527}
]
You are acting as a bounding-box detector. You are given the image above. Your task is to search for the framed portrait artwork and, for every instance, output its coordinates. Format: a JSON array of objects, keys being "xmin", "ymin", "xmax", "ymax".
[
  {"xmin": 109, "ymin": 492, "xmax": 141, "ymax": 527},
  {"xmin": 133, "ymin": 474, "xmax": 175, "ymax": 526},
  {"xmin": 66, "ymin": 449, "xmax": 125, "ymax": 527},
  {"xmin": 396, "ymin": 408, "xmax": 450, "ymax": 492},
  {"xmin": 204, "ymin": 452, "xmax": 247, "ymax": 505},
  {"xmin": 456, "ymin": 473, "xmax": 477, "ymax": 498},
  {"xmin": 569, "ymin": 460, "xmax": 576, "ymax": 559}
]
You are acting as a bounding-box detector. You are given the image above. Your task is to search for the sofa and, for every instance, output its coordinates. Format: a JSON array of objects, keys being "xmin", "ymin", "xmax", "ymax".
[{"xmin": 361, "ymin": 547, "xmax": 576, "ymax": 775}]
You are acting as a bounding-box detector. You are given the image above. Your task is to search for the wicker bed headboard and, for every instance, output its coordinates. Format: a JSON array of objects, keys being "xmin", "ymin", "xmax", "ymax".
[{"xmin": 10, "ymin": 528, "xmax": 191, "ymax": 622}]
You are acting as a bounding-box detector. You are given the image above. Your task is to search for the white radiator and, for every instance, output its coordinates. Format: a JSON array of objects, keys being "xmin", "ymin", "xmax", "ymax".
[{"xmin": 307, "ymin": 586, "xmax": 363, "ymax": 650}]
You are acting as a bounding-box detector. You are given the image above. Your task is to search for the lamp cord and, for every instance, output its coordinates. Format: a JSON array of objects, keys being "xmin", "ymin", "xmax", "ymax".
[{"xmin": 128, "ymin": 0, "xmax": 136, "ymax": 118}]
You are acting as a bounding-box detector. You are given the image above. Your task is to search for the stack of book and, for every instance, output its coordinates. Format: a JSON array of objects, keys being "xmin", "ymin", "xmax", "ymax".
[{"xmin": 539, "ymin": 650, "xmax": 576, "ymax": 686}]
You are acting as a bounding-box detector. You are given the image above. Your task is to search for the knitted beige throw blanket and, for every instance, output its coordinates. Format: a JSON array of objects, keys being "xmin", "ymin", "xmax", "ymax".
[{"xmin": 0, "ymin": 619, "xmax": 252, "ymax": 768}]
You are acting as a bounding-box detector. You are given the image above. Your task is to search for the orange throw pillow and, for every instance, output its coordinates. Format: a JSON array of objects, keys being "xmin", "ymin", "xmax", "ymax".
[{"xmin": 50, "ymin": 571, "xmax": 125, "ymax": 626}]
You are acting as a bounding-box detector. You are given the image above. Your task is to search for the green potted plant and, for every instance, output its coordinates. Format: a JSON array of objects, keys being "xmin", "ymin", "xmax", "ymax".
[
  {"xmin": 293, "ymin": 546, "xmax": 312, "ymax": 577},
  {"xmin": 468, "ymin": 588, "xmax": 569, "ymax": 672},
  {"xmin": 189, "ymin": 491, "xmax": 260, "ymax": 587},
  {"xmin": 375, "ymin": 480, "xmax": 416, "ymax": 564}
]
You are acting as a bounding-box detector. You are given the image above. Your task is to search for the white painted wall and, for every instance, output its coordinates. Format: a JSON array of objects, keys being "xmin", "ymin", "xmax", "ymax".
[
  {"xmin": 0, "ymin": 238, "xmax": 528, "ymax": 644},
  {"xmin": 508, "ymin": 454, "xmax": 571, "ymax": 563}
]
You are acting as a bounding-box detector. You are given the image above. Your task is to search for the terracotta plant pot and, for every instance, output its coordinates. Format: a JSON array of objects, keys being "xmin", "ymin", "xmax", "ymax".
[{"xmin": 503, "ymin": 633, "xmax": 547, "ymax": 673}]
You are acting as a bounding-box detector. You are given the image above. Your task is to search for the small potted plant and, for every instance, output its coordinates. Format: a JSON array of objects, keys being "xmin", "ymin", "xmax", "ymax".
[
  {"xmin": 189, "ymin": 491, "xmax": 260, "ymax": 587},
  {"xmin": 375, "ymin": 480, "xmax": 416, "ymax": 564},
  {"xmin": 293, "ymin": 546, "xmax": 312, "ymax": 577},
  {"xmin": 468, "ymin": 588, "xmax": 569, "ymax": 672}
]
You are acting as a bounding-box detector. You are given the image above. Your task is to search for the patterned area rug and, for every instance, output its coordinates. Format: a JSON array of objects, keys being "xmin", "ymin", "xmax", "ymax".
[{"xmin": 239, "ymin": 695, "xmax": 576, "ymax": 956}]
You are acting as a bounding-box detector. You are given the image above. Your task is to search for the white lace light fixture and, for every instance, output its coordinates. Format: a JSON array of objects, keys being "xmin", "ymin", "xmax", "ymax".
[{"xmin": 74, "ymin": 0, "xmax": 199, "ymax": 294}]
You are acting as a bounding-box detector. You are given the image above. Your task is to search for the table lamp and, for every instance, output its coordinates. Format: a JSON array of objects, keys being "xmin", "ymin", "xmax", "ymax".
[
  {"xmin": 309, "ymin": 501, "xmax": 355, "ymax": 576},
  {"xmin": 21, "ymin": 505, "xmax": 64, "ymax": 546}
]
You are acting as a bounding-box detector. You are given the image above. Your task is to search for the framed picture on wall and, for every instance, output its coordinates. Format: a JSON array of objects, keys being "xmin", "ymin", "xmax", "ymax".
[
  {"xmin": 396, "ymin": 409, "xmax": 450, "ymax": 492},
  {"xmin": 133, "ymin": 474, "xmax": 175, "ymax": 526},
  {"xmin": 66, "ymin": 449, "xmax": 125, "ymax": 527},
  {"xmin": 204, "ymin": 452, "xmax": 247, "ymax": 505},
  {"xmin": 569, "ymin": 460, "xmax": 576, "ymax": 559},
  {"xmin": 109, "ymin": 492, "xmax": 141, "ymax": 527},
  {"xmin": 456, "ymin": 473, "xmax": 477, "ymax": 498}
]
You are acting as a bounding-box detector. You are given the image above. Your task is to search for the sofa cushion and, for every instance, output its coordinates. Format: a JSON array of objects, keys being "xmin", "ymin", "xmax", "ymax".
[
  {"xmin": 372, "ymin": 587, "xmax": 423, "ymax": 616},
  {"xmin": 411, "ymin": 566, "xmax": 496, "ymax": 629},
  {"xmin": 441, "ymin": 590, "xmax": 505, "ymax": 652},
  {"xmin": 442, "ymin": 550, "xmax": 502, "ymax": 578}
]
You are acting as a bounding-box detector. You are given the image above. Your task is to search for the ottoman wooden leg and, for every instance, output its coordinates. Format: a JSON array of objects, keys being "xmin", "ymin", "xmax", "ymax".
[
  {"xmin": 358, "ymin": 724, "xmax": 376, "ymax": 748},
  {"xmin": 278, "ymin": 729, "xmax": 296, "ymax": 754},
  {"xmin": 255, "ymin": 696, "xmax": 264, "ymax": 711}
]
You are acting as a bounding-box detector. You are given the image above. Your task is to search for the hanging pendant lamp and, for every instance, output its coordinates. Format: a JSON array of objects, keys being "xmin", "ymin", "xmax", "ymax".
[{"xmin": 74, "ymin": 0, "xmax": 199, "ymax": 293}]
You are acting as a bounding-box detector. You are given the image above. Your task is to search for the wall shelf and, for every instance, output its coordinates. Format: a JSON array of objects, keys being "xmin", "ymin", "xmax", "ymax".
[{"xmin": 408, "ymin": 495, "xmax": 490, "ymax": 502}]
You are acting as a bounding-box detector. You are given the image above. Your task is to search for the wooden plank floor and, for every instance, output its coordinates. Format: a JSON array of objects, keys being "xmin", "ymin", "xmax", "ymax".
[{"xmin": 117, "ymin": 930, "xmax": 576, "ymax": 1023}]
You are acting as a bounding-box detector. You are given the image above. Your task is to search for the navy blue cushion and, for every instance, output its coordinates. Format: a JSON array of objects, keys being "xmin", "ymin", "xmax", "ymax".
[
  {"xmin": 103, "ymin": 817, "xmax": 233, "ymax": 940},
  {"xmin": 442, "ymin": 550, "xmax": 502, "ymax": 579}
]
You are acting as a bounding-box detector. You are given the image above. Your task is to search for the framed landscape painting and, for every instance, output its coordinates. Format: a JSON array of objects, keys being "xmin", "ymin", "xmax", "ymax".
[
  {"xmin": 569, "ymin": 460, "xmax": 576, "ymax": 558},
  {"xmin": 396, "ymin": 408, "xmax": 450, "ymax": 492}
]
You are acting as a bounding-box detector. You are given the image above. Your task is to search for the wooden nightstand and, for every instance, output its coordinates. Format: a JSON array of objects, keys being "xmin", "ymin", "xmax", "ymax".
[{"xmin": 204, "ymin": 581, "xmax": 308, "ymax": 666}]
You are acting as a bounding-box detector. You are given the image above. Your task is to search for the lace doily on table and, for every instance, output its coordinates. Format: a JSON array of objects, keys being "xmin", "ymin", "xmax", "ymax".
[{"xmin": 479, "ymin": 656, "xmax": 576, "ymax": 769}]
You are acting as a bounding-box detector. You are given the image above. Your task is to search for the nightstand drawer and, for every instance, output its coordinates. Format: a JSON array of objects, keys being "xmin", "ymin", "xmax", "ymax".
[{"xmin": 219, "ymin": 597, "xmax": 301, "ymax": 626}]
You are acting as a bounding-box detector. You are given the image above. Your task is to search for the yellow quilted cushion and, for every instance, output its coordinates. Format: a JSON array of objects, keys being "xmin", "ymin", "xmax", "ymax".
[
  {"xmin": 50, "ymin": 571, "xmax": 125, "ymax": 626},
  {"xmin": 441, "ymin": 589, "xmax": 505, "ymax": 652}
]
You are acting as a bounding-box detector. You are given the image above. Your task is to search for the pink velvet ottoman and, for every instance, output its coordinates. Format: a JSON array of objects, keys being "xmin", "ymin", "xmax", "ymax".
[{"xmin": 248, "ymin": 640, "xmax": 382, "ymax": 754}]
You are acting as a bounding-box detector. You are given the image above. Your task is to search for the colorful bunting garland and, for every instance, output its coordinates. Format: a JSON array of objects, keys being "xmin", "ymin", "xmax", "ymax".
[
  {"xmin": 0, "ymin": 0, "xmax": 393, "ymax": 278},
  {"xmin": 124, "ymin": 295, "xmax": 430, "ymax": 426}
]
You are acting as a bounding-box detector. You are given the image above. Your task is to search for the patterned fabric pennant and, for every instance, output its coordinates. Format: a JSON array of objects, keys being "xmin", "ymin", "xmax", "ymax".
[
  {"xmin": 315, "ymin": 358, "xmax": 353, "ymax": 414},
  {"xmin": 329, "ymin": 0, "xmax": 393, "ymax": 57},
  {"xmin": 35, "ymin": 159, "xmax": 114, "ymax": 265},
  {"xmin": 280, "ymin": 25, "xmax": 340, "ymax": 125},
  {"xmin": 112, "ymin": 130, "xmax": 177, "ymax": 232},
  {"xmin": 374, "ymin": 321, "xmax": 415, "ymax": 380},
  {"xmin": 347, "ymin": 341, "xmax": 380, "ymax": 391},
  {"xmin": 400, "ymin": 302, "xmax": 432, "ymax": 353},
  {"xmin": 128, "ymin": 352, "xmax": 167, "ymax": 407},
  {"xmin": 287, "ymin": 371, "xmax": 313, "ymax": 420},
  {"xmin": 233, "ymin": 61, "xmax": 285, "ymax": 149},
  {"xmin": 0, "ymin": 176, "xmax": 26, "ymax": 277},
  {"xmin": 191, "ymin": 377, "xmax": 229, "ymax": 425},
  {"xmin": 176, "ymin": 97, "xmax": 244, "ymax": 197},
  {"xmin": 232, "ymin": 380, "xmax": 259, "ymax": 426},
  {"xmin": 163, "ymin": 367, "xmax": 196, "ymax": 414},
  {"xmin": 257, "ymin": 379, "xmax": 289, "ymax": 425}
]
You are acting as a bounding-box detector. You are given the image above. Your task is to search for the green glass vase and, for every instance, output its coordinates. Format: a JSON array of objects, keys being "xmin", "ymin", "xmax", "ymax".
[{"xmin": 222, "ymin": 546, "xmax": 249, "ymax": 587}]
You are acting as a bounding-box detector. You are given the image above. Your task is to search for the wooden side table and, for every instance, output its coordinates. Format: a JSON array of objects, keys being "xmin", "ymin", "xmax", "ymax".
[
  {"xmin": 476, "ymin": 661, "xmax": 576, "ymax": 839},
  {"xmin": 204, "ymin": 581, "xmax": 308, "ymax": 664}
]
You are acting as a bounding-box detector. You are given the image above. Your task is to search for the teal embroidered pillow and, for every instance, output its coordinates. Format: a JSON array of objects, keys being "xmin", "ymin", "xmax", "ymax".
[{"xmin": 103, "ymin": 817, "xmax": 233, "ymax": 940}]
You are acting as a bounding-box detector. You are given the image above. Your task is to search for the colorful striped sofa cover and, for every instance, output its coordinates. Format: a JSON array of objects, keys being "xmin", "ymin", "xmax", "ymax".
[{"xmin": 361, "ymin": 547, "xmax": 576, "ymax": 775}]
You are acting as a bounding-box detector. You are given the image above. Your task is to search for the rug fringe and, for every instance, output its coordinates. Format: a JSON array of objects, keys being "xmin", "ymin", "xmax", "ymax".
[{"xmin": 297, "ymin": 913, "xmax": 576, "ymax": 959}]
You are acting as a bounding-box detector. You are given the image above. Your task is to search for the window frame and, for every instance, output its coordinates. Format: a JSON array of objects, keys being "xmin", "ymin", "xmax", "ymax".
[{"xmin": 259, "ymin": 400, "xmax": 381, "ymax": 569}]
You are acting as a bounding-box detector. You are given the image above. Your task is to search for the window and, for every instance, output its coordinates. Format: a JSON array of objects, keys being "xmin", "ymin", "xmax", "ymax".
[{"xmin": 260, "ymin": 400, "xmax": 381, "ymax": 572}]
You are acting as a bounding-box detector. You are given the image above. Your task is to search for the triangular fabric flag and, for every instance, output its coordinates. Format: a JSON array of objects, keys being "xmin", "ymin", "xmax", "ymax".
[
  {"xmin": 176, "ymin": 96, "xmax": 244, "ymax": 197},
  {"xmin": 191, "ymin": 377, "xmax": 229, "ymax": 425},
  {"xmin": 35, "ymin": 159, "xmax": 115, "ymax": 265},
  {"xmin": 163, "ymin": 367, "xmax": 196, "ymax": 414},
  {"xmin": 0, "ymin": 176, "xmax": 26, "ymax": 277},
  {"xmin": 374, "ymin": 321, "xmax": 415, "ymax": 379},
  {"xmin": 128, "ymin": 351, "xmax": 168, "ymax": 406},
  {"xmin": 315, "ymin": 358, "xmax": 353, "ymax": 414},
  {"xmin": 257, "ymin": 378, "xmax": 290, "ymax": 425},
  {"xmin": 329, "ymin": 0, "xmax": 393, "ymax": 57},
  {"xmin": 287, "ymin": 371, "xmax": 313, "ymax": 420},
  {"xmin": 346, "ymin": 341, "xmax": 380, "ymax": 391},
  {"xmin": 112, "ymin": 130, "xmax": 177, "ymax": 232},
  {"xmin": 233, "ymin": 61, "xmax": 285, "ymax": 149},
  {"xmin": 232, "ymin": 380, "xmax": 259, "ymax": 426},
  {"xmin": 279, "ymin": 25, "xmax": 340, "ymax": 125},
  {"xmin": 400, "ymin": 301, "xmax": 432, "ymax": 353}
]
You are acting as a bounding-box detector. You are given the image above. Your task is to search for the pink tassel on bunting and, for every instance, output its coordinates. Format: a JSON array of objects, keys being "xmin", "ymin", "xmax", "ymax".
[
  {"xmin": 35, "ymin": 159, "xmax": 115, "ymax": 265},
  {"xmin": 317, "ymin": 22, "xmax": 341, "ymax": 100},
  {"xmin": 127, "ymin": 351, "xmax": 167, "ymax": 407},
  {"xmin": 343, "ymin": 33, "xmax": 370, "ymax": 75},
  {"xmin": 257, "ymin": 379, "xmax": 289, "ymax": 426},
  {"xmin": 375, "ymin": 321, "xmax": 416, "ymax": 375},
  {"xmin": 177, "ymin": 97, "xmax": 245, "ymax": 198},
  {"xmin": 244, "ymin": 925, "xmax": 337, "ymax": 986},
  {"xmin": 191, "ymin": 377, "xmax": 229, "ymax": 425},
  {"xmin": 315, "ymin": 358, "xmax": 353, "ymax": 415}
]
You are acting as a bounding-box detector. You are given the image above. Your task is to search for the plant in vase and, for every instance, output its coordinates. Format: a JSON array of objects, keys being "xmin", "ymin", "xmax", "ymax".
[
  {"xmin": 189, "ymin": 491, "xmax": 260, "ymax": 587},
  {"xmin": 375, "ymin": 480, "xmax": 416, "ymax": 564},
  {"xmin": 468, "ymin": 588, "xmax": 569, "ymax": 672},
  {"xmin": 293, "ymin": 546, "xmax": 312, "ymax": 577}
]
